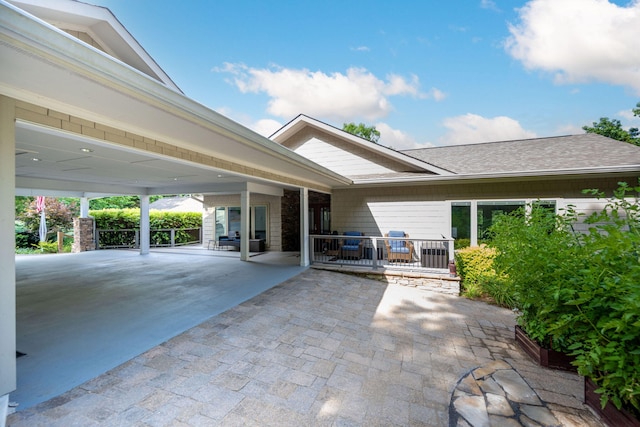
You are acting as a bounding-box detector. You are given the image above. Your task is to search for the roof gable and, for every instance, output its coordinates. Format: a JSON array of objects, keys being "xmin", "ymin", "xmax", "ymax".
[
  {"xmin": 271, "ymin": 115, "xmax": 452, "ymax": 179},
  {"xmin": 402, "ymin": 134, "xmax": 640, "ymax": 175},
  {"xmin": 7, "ymin": 0, "xmax": 181, "ymax": 92}
]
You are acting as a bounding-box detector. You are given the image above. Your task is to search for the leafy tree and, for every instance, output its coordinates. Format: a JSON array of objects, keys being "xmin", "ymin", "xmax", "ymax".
[
  {"xmin": 15, "ymin": 196, "xmax": 33, "ymax": 217},
  {"xmin": 88, "ymin": 195, "xmax": 174, "ymax": 210},
  {"xmin": 18, "ymin": 197, "xmax": 77, "ymax": 241},
  {"xmin": 343, "ymin": 122, "xmax": 381, "ymax": 144},
  {"xmin": 582, "ymin": 101, "xmax": 640, "ymax": 146},
  {"xmin": 90, "ymin": 196, "xmax": 140, "ymax": 210}
]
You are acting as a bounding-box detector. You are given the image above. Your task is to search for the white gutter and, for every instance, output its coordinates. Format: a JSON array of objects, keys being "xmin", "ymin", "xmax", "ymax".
[{"xmin": 349, "ymin": 165, "xmax": 640, "ymax": 187}]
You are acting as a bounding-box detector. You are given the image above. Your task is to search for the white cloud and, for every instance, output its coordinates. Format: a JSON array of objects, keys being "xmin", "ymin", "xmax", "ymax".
[
  {"xmin": 375, "ymin": 122, "xmax": 433, "ymax": 150},
  {"xmin": 480, "ymin": 0, "xmax": 500, "ymax": 12},
  {"xmin": 216, "ymin": 63, "xmax": 428, "ymax": 121},
  {"xmin": 505, "ymin": 0, "xmax": 640, "ymax": 94},
  {"xmin": 251, "ymin": 119, "xmax": 283, "ymax": 137},
  {"xmin": 351, "ymin": 46, "xmax": 370, "ymax": 52},
  {"xmin": 439, "ymin": 113, "xmax": 537, "ymax": 145}
]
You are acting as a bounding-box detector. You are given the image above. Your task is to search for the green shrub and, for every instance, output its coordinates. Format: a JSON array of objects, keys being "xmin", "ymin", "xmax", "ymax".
[
  {"xmin": 455, "ymin": 245, "xmax": 496, "ymax": 298},
  {"xmin": 488, "ymin": 204, "xmax": 584, "ymax": 351},
  {"xmin": 454, "ymin": 238, "xmax": 470, "ymax": 250},
  {"xmin": 553, "ymin": 183, "xmax": 640, "ymax": 413},
  {"xmin": 35, "ymin": 241, "xmax": 58, "ymax": 253},
  {"xmin": 90, "ymin": 209, "xmax": 202, "ymax": 247},
  {"xmin": 489, "ymin": 185, "xmax": 640, "ymax": 414}
]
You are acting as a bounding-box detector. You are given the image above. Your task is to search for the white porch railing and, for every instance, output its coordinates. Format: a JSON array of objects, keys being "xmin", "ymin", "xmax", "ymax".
[{"xmin": 310, "ymin": 234, "xmax": 454, "ymax": 273}]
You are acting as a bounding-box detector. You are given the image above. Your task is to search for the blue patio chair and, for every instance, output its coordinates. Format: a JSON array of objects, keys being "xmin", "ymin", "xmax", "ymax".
[
  {"xmin": 340, "ymin": 231, "xmax": 364, "ymax": 259},
  {"xmin": 384, "ymin": 230, "xmax": 414, "ymax": 262}
]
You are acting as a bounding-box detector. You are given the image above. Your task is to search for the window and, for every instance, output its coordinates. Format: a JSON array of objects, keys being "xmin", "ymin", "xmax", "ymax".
[
  {"xmin": 477, "ymin": 201, "xmax": 525, "ymax": 242},
  {"xmin": 215, "ymin": 205, "xmax": 268, "ymax": 242},
  {"xmin": 451, "ymin": 200, "xmax": 557, "ymax": 246}
]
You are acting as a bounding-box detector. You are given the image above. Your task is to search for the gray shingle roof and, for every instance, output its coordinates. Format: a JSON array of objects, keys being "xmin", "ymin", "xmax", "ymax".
[{"xmin": 401, "ymin": 134, "xmax": 640, "ymax": 175}]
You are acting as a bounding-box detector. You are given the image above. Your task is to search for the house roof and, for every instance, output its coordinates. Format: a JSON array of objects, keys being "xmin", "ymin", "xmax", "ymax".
[
  {"xmin": 402, "ymin": 134, "xmax": 640, "ymax": 175},
  {"xmin": 271, "ymin": 114, "xmax": 453, "ymax": 177},
  {"xmin": 150, "ymin": 196, "xmax": 203, "ymax": 212},
  {"xmin": 7, "ymin": 0, "xmax": 181, "ymax": 92}
]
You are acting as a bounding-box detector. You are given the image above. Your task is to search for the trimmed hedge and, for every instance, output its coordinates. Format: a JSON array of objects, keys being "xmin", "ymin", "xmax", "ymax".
[{"xmin": 91, "ymin": 209, "xmax": 202, "ymax": 247}]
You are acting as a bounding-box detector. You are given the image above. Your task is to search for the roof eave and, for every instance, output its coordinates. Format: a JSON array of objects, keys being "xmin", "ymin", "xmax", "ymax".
[
  {"xmin": 347, "ymin": 165, "xmax": 640, "ymax": 187},
  {"xmin": 1, "ymin": 2, "xmax": 352, "ymax": 189}
]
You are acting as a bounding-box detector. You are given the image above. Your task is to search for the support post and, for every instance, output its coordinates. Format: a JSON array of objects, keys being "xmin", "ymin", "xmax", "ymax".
[
  {"xmin": 300, "ymin": 188, "xmax": 310, "ymax": 267},
  {"xmin": 80, "ymin": 197, "xmax": 89, "ymax": 218},
  {"xmin": 140, "ymin": 195, "xmax": 150, "ymax": 255},
  {"xmin": 470, "ymin": 201, "xmax": 478, "ymax": 246},
  {"xmin": 0, "ymin": 96, "xmax": 17, "ymax": 425},
  {"xmin": 240, "ymin": 190, "xmax": 250, "ymax": 261}
]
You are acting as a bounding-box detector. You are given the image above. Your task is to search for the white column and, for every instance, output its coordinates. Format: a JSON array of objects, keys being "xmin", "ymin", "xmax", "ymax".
[
  {"xmin": 140, "ymin": 195, "xmax": 150, "ymax": 255},
  {"xmin": 470, "ymin": 201, "xmax": 478, "ymax": 246},
  {"xmin": 240, "ymin": 190, "xmax": 250, "ymax": 261},
  {"xmin": 0, "ymin": 96, "xmax": 17, "ymax": 416},
  {"xmin": 300, "ymin": 188, "xmax": 310, "ymax": 267},
  {"xmin": 80, "ymin": 197, "xmax": 90, "ymax": 218}
]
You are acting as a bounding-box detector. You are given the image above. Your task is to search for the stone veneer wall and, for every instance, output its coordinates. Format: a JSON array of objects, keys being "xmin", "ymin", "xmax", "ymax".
[
  {"xmin": 72, "ymin": 217, "xmax": 94, "ymax": 253},
  {"xmin": 311, "ymin": 266, "xmax": 460, "ymax": 296},
  {"xmin": 281, "ymin": 190, "xmax": 331, "ymax": 252}
]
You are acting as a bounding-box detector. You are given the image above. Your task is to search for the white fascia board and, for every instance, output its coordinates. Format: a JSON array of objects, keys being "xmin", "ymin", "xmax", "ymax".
[
  {"xmin": 6, "ymin": 0, "xmax": 181, "ymax": 91},
  {"xmin": 348, "ymin": 165, "xmax": 640, "ymax": 187},
  {"xmin": 0, "ymin": 3, "xmax": 352, "ymax": 188},
  {"xmin": 272, "ymin": 115, "xmax": 454, "ymax": 176}
]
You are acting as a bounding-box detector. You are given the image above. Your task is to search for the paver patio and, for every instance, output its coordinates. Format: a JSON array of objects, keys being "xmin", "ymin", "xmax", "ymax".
[{"xmin": 7, "ymin": 268, "xmax": 603, "ymax": 426}]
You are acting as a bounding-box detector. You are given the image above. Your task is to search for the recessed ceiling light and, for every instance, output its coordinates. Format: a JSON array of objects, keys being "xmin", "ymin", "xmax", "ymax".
[{"xmin": 80, "ymin": 148, "xmax": 93, "ymax": 153}]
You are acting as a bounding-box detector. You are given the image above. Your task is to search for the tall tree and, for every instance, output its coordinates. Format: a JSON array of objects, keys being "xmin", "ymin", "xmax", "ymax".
[
  {"xmin": 582, "ymin": 102, "xmax": 640, "ymax": 146},
  {"xmin": 343, "ymin": 122, "xmax": 381, "ymax": 144}
]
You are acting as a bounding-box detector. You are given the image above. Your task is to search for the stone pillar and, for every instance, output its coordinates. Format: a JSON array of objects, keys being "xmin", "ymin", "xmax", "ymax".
[{"xmin": 72, "ymin": 217, "xmax": 95, "ymax": 252}]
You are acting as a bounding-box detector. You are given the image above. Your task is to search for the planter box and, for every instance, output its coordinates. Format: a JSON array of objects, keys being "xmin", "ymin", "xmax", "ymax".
[
  {"xmin": 514, "ymin": 325, "xmax": 577, "ymax": 372},
  {"xmin": 585, "ymin": 378, "xmax": 639, "ymax": 427}
]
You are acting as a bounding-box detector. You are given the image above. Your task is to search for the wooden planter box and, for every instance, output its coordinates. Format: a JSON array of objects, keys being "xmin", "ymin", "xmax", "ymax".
[
  {"xmin": 514, "ymin": 325, "xmax": 577, "ymax": 372},
  {"xmin": 585, "ymin": 378, "xmax": 640, "ymax": 427}
]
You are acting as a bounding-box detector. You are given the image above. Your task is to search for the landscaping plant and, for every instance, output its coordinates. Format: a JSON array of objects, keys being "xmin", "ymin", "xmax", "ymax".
[{"xmin": 488, "ymin": 185, "xmax": 640, "ymax": 415}]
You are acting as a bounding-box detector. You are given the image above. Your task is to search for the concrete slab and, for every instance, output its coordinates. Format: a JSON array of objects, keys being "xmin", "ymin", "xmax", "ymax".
[{"xmin": 12, "ymin": 247, "xmax": 304, "ymax": 409}]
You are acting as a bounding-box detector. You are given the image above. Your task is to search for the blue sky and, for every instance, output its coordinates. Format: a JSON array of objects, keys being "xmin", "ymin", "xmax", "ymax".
[{"xmin": 98, "ymin": 0, "xmax": 640, "ymax": 148}]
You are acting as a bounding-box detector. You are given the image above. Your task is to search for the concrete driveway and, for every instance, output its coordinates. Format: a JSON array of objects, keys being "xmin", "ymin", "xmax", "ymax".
[
  {"xmin": 8, "ymin": 263, "xmax": 602, "ymax": 426},
  {"xmin": 12, "ymin": 247, "xmax": 305, "ymax": 410}
]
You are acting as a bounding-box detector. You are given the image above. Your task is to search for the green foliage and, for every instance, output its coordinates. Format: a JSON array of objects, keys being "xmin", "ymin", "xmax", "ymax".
[
  {"xmin": 489, "ymin": 204, "xmax": 583, "ymax": 350},
  {"xmin": 488, "ymin": 186, "xmax": 640, "ymax": 413},
  {"xmin": 91, "ymin": 209, "xmax": 202, "ymax": 247},
  {"xmin": 90, "ymin": 196, "xmax": 140, "ymax": 210},
  {"xmin": 455, "ymin": 245, "xmax": 497, "ymax": 299},
  {"xmin": 342, "ymin": 122, "xmax": 381, "ymax": 143},
  {"xmin": 582, "ymin": 101, "xmax": 640, "ymax": 146},
  {"xmin": 454, "ymin": 238, "xmax": 471, "ymax": 250},
  {"xmin": 17, "ymin": 197, "xmax": 77, "ymax": 241},
  {"xmin": 35, "ymin": 241, "xmax": 59, "ymax": 253},
  {"xmin": 15, "ymin": 220, "xmax": 38, "ymax": 248},
  {"xmin": 554, "ymin": 182, "xmax": 640, "ymax": 413},
  {"xmin": 15, "ymin": 196, "xmax": 33, "ymax": 216}
]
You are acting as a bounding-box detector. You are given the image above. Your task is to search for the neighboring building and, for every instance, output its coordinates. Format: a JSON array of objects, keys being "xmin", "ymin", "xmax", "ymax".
[{"xmin": 149, "ymin": 196, "xmax": 203, "ymax": 213}]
